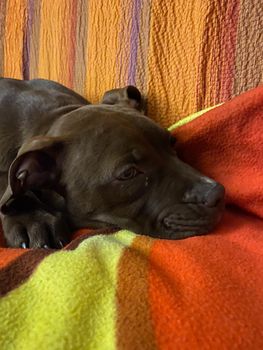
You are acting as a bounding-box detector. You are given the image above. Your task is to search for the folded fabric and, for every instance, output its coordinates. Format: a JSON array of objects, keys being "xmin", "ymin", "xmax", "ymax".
[{"xmin": 0, "ymin": 86, "xmax": 263, "ymax": 350}]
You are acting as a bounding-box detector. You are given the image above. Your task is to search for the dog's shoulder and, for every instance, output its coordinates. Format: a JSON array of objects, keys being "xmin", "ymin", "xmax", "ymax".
[
  {"xmin": 0, "ymin": 77, "xmax": 89, "ymax": 106},
  {"xmin": 28, "ymin": 79, "xmax": 89, "ymax": 105}
]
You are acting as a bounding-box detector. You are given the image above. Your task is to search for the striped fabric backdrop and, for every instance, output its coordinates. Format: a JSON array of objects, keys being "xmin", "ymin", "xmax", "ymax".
[{"xmin": 0, "ymin": 0, "xmax": 262, "ymax": 126}]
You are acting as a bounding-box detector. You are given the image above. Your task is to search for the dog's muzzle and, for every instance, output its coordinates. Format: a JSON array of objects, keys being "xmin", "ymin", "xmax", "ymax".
[{"xmin": 157, "ymin": 179, "xmax": 225, "ymax": 239}]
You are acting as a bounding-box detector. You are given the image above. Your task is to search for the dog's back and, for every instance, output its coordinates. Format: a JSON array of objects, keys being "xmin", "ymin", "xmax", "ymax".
[{"xmin": 0, "ymin": 78, "xmax": 89, "ymax": 173}]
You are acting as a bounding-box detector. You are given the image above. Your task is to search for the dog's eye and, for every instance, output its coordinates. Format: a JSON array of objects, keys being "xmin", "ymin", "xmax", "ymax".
[{"xmin": 117, "ymin": 167, "xmax": 139, "ymax": 181}]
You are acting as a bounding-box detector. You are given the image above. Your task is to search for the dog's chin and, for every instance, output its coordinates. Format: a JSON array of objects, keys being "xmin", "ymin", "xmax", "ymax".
[
  {"xmin": 150, "ymin": 225, "xmax": 211, "ymax": 240},
  {"xmin": 155, "ymin": 226, "xmax": 212, "ymax": 240},
  {"xmin": 152, "ymin": 211, "xmax": 224, "ymax": 240}
]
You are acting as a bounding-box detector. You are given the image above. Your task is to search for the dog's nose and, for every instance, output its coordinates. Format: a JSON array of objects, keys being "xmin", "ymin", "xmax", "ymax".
[
  {"xmin": 183, "ymin": 180, "xmax": 225, "ymax": 208},
  {"xmin": 203, "ymin": 183, "xmax": 225, "ymax": 207}
]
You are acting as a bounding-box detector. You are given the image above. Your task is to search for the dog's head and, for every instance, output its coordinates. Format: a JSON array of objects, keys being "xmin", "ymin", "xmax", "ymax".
[{"xmin": 1, "ymin": 86, "xmax": 225, "ymax": 239}]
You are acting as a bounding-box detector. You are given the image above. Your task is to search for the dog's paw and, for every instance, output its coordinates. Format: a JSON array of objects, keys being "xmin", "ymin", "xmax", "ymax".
[{"xmin": 2, "ymin": 210, "xmax": 70, "ymax": 249}]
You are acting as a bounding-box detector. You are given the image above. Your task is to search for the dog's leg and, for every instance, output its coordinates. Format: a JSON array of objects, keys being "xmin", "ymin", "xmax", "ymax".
[
  {"xmin": 0, "ymin": 173, "xmax": 7, "ymax": 199},
  {"xmin": 0, "ymin": 134, "xmax": 73, "ymax": 249},
  {"xmin": 1, "ymin": 190, "xmax": 71, "ymax": 249}
]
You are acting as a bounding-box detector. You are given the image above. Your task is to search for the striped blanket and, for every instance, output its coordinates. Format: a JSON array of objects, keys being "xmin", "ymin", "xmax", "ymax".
[
  {"xmin": 0, "ymin": 1, "xmax": 263, "ymax": 349},
  {"xmin": 0, "ymin": 0, "xmax": 262, "ymax": 126},
  {"xmin": 0, "ymin": 86, "xmax": 263, "ymax": 349}
]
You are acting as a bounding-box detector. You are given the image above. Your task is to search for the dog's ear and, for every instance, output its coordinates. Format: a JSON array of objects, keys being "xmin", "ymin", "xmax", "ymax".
[
  {"xmin": 101, "ymin": 86, "xmax": 142, "ymax": 111},
  {"xmin": 0, "ymin": 136, "xmax": 64, "ymax": 213}
]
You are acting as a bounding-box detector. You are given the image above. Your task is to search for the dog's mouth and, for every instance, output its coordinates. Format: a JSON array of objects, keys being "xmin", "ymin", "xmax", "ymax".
[
  {"xmin": 155, "ymin": 202, "xmax": 224, "ymax": 239},
  {"xmin": 161, "ymin": 220, "xmax": 218, "ymax": 239}
]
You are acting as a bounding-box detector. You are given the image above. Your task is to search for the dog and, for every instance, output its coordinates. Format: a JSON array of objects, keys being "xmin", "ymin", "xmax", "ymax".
[{"xmin": 0, "ymin": 78, "xmax": 225, "ymax": 248}]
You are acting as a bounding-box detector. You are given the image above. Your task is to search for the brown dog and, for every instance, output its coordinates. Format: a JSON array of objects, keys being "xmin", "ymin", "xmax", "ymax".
[{"xmin": 0, "ymin": 78, "xmax": 225, "ymax": 248}]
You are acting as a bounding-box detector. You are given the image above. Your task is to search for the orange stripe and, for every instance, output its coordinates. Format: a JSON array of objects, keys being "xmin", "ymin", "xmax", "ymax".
[
  {"xmin": 4, "ymin": 0, "xmax": 27, "ymax": 78},
  {"xmin": 85, "ymin": 0, "xmax": 122, "ymax": 103},
  {"xmin": 0, "ymin": 248, "xmax": 27, "ymax": 268},
  {"xmin": 58, "ymin": 1, "xmax": 75, "ymax": 87},
  {"xmin": 147, "ymin": 1, "xmax": 206, "ymax": 126},
  {"xmin": 116, "ymin": 236, "xmax": 156, "ymax": 349},
  {"xmin": 38, "ymin": 0, "xmax": 71, "ymax": 85},
  {"xmin": 149, "ymin": 211, "xmax": 263, "ymax": 349}
]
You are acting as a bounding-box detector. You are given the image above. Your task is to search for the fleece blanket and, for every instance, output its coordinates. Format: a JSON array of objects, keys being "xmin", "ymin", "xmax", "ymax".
[
  {"xmin": 0, "ymin": 0, "xmax": 262, "ymax": 126},
  {"xmin": 0, "ymin": 86, "xmax": 262, "ymax": 349}
]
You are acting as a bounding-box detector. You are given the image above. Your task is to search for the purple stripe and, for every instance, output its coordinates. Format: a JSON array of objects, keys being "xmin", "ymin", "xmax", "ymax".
[
  {"xmin": 0, "ymin": 0, "xmax": 7, "ymax": 75},
  {"xmin": 22, "ymin": 0, "xmax": 35, "ymax": 80},
  {"xmin": 128, "ymin": 0, "xmax": 142, "ymax": 85},
  {"xmin": 116, "ymin": 0, "xmax": 128, "ymax": 86}
]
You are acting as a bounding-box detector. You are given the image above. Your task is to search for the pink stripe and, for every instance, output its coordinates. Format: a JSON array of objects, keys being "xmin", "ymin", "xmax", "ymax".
[
  {"xmin": 68, "ymin": 0, "xmax": 78, "ymax": 88},
  {"xmin": 22, "ymin": 0, "xmax": 35, "ymax": 79},
  {"xmin": 196, "ymin": 2, "xmax": 240, "ymax": 109},
  {"xmin": 128, "ymin": 0, "xmax": 142, "ymax": 85},
  {"xmin": 218, "ymin": 1, "xmax": 240, "ymax": 102}
]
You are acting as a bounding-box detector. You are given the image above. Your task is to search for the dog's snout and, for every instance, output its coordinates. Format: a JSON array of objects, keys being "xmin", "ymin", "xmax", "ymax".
[
  {"xmin": 203, "ymin": 183, "xmax": 225, "ymax": 207},
  {"xmin": 183, "ymin": 180, "xmax": 225, "ymax": 208}
]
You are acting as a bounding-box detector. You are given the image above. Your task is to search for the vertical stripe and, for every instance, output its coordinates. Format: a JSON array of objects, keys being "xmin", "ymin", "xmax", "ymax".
[
  {"xmin": 0, "ymin": 0, "xmax": 7, "ymax": 76},
  {"xmin": 200, "ymin": 1, "xmax": 240, "ymax": 106},
  {"xmin": 73, "ymin": 0, "xmax": 89, "ymax": 96},
  {"xmin": 116, "ymin": 236, "xmax": 156, "ymax": 350},
  {"xmin": 207, "ymin": 2, "xmax": 227, "ymax": 107},
  {"xmin": 233, "ymin": 0, "xmax": 263, "ymax": 96},
  {"xmin": 86, "ymin": 0, "xmax": 122, "ymax": 103},
  {"xmin": 127, "ymin": 0, "xmax": 142, "ymax": 85},
  {"xmin": 29, "ymin": 0, "xmax": 42, "ymax": 78},
  {"xmin": 116, "ymin": 0, "xmax": 133, "ymax": 88},
  {"xmin": 135, "ymin": 0, "xmax": 152, "ymax": 94},
  {"xmin": 147, "ymin": 0, "xmax": 206, "ymax": 127},
  {"xmin": 196, "ymin": 2, "xmax": 226, "ymax": 110},
  {"xmin": 38, "ymin": 0, "xmax": 70, "ymax": 85},
  {"xmin": 58, "ymin": 1, "xmax": 74, "ymax": 87},
  {"xmin": 4, "ymin": 0, "xmax": 27, "ymax": 78},
  {"xmin": 67, "ymin": 0, "xmax": 78, "ymax": 88},
  {"xmin": 22, "ymin": 0, "xmax": 34, "ymax": 79},
  {"xmin": 218, "ymin": 1, "xmax": 240, "ymax": 102},
  {"xmin": 38, "ymin": 0, "xmax": 60, "ymax": 81}
]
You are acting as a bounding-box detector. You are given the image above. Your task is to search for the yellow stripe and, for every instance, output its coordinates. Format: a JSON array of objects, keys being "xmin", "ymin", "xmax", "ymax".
[
  {"xmin": 168, "ymin": 104, "xmax": 222, "ymax": 131},
  {"xmin": 0, "ymin": 231, "xmax": 135, "ymax": 350}
]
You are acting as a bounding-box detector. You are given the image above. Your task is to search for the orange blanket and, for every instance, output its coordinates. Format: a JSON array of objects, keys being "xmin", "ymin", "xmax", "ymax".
[{"xmin": 0, "ymin": 86, "xmax": 262, "ymax": 349}]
